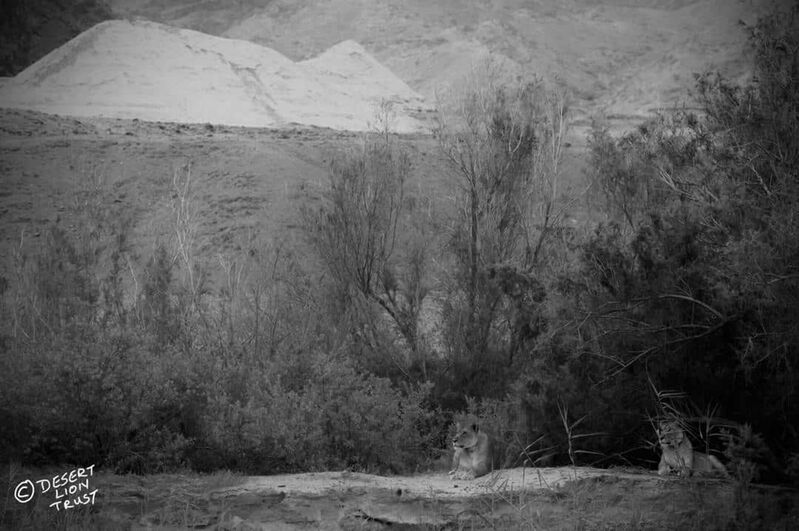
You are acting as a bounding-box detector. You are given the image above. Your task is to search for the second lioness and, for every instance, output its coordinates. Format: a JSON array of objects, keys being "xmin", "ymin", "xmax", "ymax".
[
  {"xmin": 448, "ymin": 422, "xmax": 494, "ymax": 479},
  {"xmin": 657, "ymin": 420, "xmax": 728, "ymax": 477}
]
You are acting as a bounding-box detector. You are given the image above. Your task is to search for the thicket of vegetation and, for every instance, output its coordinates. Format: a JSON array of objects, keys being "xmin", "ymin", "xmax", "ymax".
[{"xmin": 0, "ymin": 6, "xmax": 797, "ymax": 485}]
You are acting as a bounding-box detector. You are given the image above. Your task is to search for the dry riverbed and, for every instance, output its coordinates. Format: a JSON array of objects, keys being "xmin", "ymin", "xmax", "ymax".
[{"xmin": 4, "ymin": 465, "xmax": 798, "ymax": 529}]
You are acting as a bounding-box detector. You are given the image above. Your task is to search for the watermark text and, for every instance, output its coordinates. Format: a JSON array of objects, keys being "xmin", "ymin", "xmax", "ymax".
[{"xmin": 14, "ymin": 465, "xmax": 99, "ymax": 511}]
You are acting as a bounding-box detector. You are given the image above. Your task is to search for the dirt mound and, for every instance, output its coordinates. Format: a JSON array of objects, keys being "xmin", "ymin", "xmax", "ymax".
[{"xmin": 0, "ymin": 19, "xmax": 432, "ymax": 133}]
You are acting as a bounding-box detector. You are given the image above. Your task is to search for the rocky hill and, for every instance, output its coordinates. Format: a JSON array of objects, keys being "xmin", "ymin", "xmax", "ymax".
[
  {"xmin": 2, "ymin": 1, "xmax": 790, "ymax": 130},
  {"xmin": 107, "ymin": 0, "xmax": 790, "ymax": 126},
  {"xmin": 0, "ymin": 19, "xmax": 431, "ymax": 132}
]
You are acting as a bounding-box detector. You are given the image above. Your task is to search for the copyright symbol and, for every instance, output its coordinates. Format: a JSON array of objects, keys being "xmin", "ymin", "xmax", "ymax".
[{"xmin": 14, "ymin": 480, "xmax": 35, "ymax": 503}]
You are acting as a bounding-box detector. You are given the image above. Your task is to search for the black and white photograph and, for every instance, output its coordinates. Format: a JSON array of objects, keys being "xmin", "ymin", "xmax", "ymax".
[{"xmin": 0, "ymin": 0, "xmax": 797, "ymax": 528}]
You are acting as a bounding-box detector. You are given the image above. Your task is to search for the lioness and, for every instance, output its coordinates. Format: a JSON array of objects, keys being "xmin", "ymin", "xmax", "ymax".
[
  {"xmin": 448, "ymin": 422, "xmax": 493, "ymax": 479},
  {"xmin": 657, "ymin": 420, "xmax": 728, "ymax": 477}
]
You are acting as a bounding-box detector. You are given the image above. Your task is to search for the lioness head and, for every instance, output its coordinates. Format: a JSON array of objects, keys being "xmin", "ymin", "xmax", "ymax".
[
  {"xmin": 657, "ymin": 420, "xmax": 686, "ymax": 450},
  {"xmin": 453, "ymin": 422, "xmax": 481, "ymax": 450}
]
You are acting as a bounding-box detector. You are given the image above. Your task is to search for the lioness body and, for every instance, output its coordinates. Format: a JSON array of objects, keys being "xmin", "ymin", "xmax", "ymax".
[
  {"xmin": 448, "ymin": 422, "xmax": 493, "ymax": 479},
  {"xmin": 657, "ymin": 421, "xmax": 728, "ymax": 477}
]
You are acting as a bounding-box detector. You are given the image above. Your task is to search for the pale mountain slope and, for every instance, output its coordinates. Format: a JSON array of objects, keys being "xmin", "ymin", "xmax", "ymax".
[
  {"xmin": 216, "ymin": 0, "xmax": 786, "ymax": 123},
  {"xmin": 0, "ymin": 19, "xmax": 431, "ymax": 132}
]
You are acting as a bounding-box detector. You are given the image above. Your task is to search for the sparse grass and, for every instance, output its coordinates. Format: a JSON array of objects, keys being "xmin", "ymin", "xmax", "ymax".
[
  {"xmin": 470, "ymin": 474, "xmax": 799, "ymax": 530},
  {"xmin": 0, "ymin": 464, "xmax": 247, "ymax": 530}
]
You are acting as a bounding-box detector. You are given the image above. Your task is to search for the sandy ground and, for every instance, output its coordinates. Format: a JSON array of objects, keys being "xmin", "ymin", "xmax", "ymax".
[
  {"xmin": 81, "ymin": 466, "xmax": 767, "ymax": 529},
  {"xmin": 6, "ymin": 460, "xmax": 797, "ymax": 529},
  {"xmin": 226, "ymin": 466, "xmax": 654, "ymax": 499}
]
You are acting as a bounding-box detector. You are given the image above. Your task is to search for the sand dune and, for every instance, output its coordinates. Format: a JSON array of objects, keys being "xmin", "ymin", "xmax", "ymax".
[{"xmin": 0, "ymin": 19, "xmax": 431, "ymax": 132}]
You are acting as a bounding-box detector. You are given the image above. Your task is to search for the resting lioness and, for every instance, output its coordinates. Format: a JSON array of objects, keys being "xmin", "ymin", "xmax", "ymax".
[
  {"xmin": 448, "ymin": 422, "xmax": 493, "ymax": 479},
  {"xmin": 657, "ymin": 420, "xmax": 728, "ymax": 477}
]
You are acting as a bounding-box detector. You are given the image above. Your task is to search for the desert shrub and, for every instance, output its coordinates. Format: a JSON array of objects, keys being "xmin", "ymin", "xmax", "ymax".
[
  {"xmin": 0, "ymin": 210, "xmax": 443, "ymax": 475},
  {"xmin": 560, "ymin": 4, "xmax": 799, "ymax": 470},
  {"xmin": 435, "ymin": 63, "xmax": 572, "ymax": 407},
  {"xmin": 464, "ymin": 4, "xmax": 799, "ymax": 472},
  {"xmin": 0, "ymin": 120, "xmax": 446, "ymax": 476},
  {"xmin": 0, "ymin": 222, "xmax": 195, "ymax": 470},
  {"xmin": 138, "ymin": 242, "xmax": 182, "ymax": 351},
  {"xmin": 722, "ymin": 423, "xmax": 783, "ymax": 484},
  {"xmin": 196, "ymin": 351, "xmax": 439, "ymax": 474},
  {"xmin": 303, "ymin": 127, "xmax": 439, "ymax": 384},
  {"xmin": 309, "ymin": 358, "xmax": 438, "ymax": 473}
]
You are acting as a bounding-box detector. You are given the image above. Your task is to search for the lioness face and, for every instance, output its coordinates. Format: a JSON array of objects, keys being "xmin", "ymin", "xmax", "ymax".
[
  {"xmin": 658, "ymin": 421, "xmax": 685, "ymax": 450},
  {"xmin": 453, "ymin": 423, "xmax": 480, "ymax": 450}
]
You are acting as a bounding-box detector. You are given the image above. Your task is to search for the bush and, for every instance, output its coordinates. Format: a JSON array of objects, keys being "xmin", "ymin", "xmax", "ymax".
[
  {"xmin": 0, "ymin": 209, "xmax": 440, "ymax": 475},
  {"xmin": 435, "ymin": 62, "xmax": 572, "ymax": 406},
  {"xmin": 567, "ymin": 4, "xmax": 799, "ymax": 468},
  {"xmin": 196, "ymin": 352, "xmax": 439, "ymax": 474}
]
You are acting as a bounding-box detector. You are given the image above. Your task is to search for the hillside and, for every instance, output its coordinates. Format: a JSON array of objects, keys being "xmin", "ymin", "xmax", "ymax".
[
  {"xmin": 2, "ymin": 1, "xmax": 787, "ymax": 130},
  {"xmin": 0, "ymin": 108, "xmax": 455, "ymax": 281},
  {"xmin": 0, "ymin": 20, "xmax": 431, "ymax": 132},
  {"xmin": 105, "ymin": 0, "xmax": 789, "ymax": 127}
]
